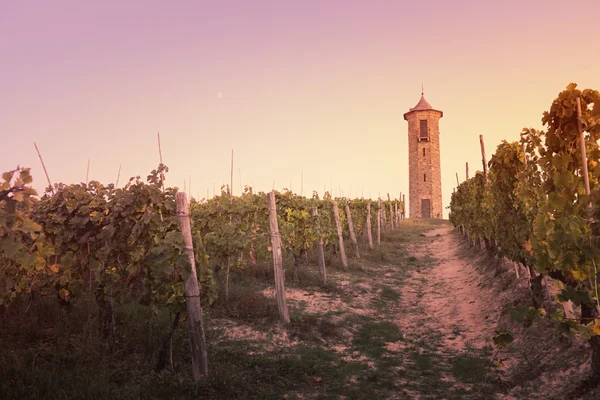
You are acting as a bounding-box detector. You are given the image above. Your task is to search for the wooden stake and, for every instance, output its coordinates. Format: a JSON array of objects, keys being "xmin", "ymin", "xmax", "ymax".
[
  {"xmin": 158, "ymin": 133, "xmax": 163, "ymax": 164},
  {"xmin": 366, "ymin": 203, "xmax": 373, "ymax": 249},
  {"xmin": 175, "ymin": 192, "xmax": 209, "ymax": 381},
  {"xmin": 332, "ymin": 200, "xmax": 349, "ymax": 268},
  {"xmin": 267, "ymin": 191, "xmax": 290, "ymax": 323},
  {"xmin": 389, "ymin": 203, "xmax": 394, "ymax": 230},
  {"xmin": 115, "ymin": 164, "xmax": 121, "ymax": 188},
  {"xmin": 85, "ymin": 158, "xmax": 90, "ymax": 185},
  {"xmin": 157, "ymin": 133, "xmax": 165, "ymax": 190},
  {"xmin": 230, "ymin": 150, "xmax": 234, "ymax": 197},
  {"xmin": 480, "ymin": 134, "xmax": 488, "ymax": 183},
  {"xmin": 311, "ymin": 207, "xmax": 327, "ymax": 283},
  {"xmin": 33, "ymin": 142, "xmax": 54, "ymax": 195},
  {"xmin": 402, "ymin": 195, "xmax": 405, "ymax": 220},
  {"xmin": 466, "ymin": 162, "xmax": 469, "ymax": 180},
  {"xmin": 577, "ymin": 97, "xmax": 591, "ymax": 198},
  {"xmin": 456, "ymin": 172, "xmax": 459, "ymax": 187},
  {"xmin": 345, "ymin": 203, "xmax": 360, "ymax": 258},
  {"xmin": 377, "ymin": 198, "xmax": 381, "ymax": 245},
  {"xmin": 225, "ymin": 151, "xmax": 234, "ymax": 301},
  {"xmin": 381, "ymin": 198, "xmax": 388, "ymax": 230}
]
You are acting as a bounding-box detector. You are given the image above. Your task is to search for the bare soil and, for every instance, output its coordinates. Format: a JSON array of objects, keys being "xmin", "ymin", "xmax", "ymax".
[
  {"xmin": 5, "ymin": 220, "xmax": 599, "ymax": 399},
  {"xmin": 214, "ymin": 221, "xmax": 600, "ymax": 399}
]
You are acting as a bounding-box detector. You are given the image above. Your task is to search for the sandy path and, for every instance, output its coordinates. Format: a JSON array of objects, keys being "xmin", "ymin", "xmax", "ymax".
[
  {"xmin": 424, "ymin": 226, "xmax": 498, "ymax": 350},
  {"xmin": 401, "ymin": 225, "xmax": 498, "ymax": 351}
]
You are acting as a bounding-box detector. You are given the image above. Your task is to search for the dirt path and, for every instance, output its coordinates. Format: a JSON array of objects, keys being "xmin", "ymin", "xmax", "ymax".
[
  {"xmin": 209, "ymin": 222, "xmax": 503, "ymax": 398},
  {"xmin": 386, "ymin": 224, "xmax": 502, "ymax": 398},
  {"xmin": 419, "ymin": 225, "xmax": 498, "ymax": 351}
]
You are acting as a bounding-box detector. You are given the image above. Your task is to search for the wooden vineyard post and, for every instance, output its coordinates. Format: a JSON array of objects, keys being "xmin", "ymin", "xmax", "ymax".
[
  {"xmin": 466, "ymin": 162, "xmax": 469, "ymax": 180},
  {"xmin": 389, "ymin": 203, "xmax": 394, "ymax": 230},
  {"xmin": 33, "ymin": 142, "xmax": 55, "ymax": 195},
  {"xmin": 381, "ymin": 199, "xmax": 388, "ymax": 231},
  {"xmin": 377, "ymin": 198, "xmax": 381, "ymax": 245},
  {"xmin": 332, "ymin": 200, "xmax": 349, "ymax": 268},
  {"xmin": 267, "ymin": 192, "xmax": 291, "ymax": 324},
  {"xmin": 157, "ymin": 133, "xmax": 165, "ymax": 191},
  {"xmin": 456, "ymin": 172, "xmax": 459, "ymax": 187},
  {"xmin": 176, "ymin": 192, "xmax": 209, "ymax": 382},
  {"xmin": 115, "ymin": 164, "xmax": 121, "ymax": 188},
  {"xmin": 311, "ymin": 207, "xmax": 327, "ymax": 283},
  {"xmin": 577, "ymin": 97, "xmax": 592, "ymax": 200},
  {"xmin": 402, "ymin": 194, "xmax": 405, "ymax": 220},
  {"xmin": 345, "ymin": 203, "xmax": 360, "ymax": 258},
  {"xmin": 225, "ymin": 150, "xmax": 234, "ymax": 302},
  {"xmin": 366, "ymin": 203, "xmax": 374, "ymax": 249},
  {"xmin": 480, "ymin": 135, "xmax": 488, "ymax": 183},
  {"xmin": 398, "ymin": 192, "xmax": 402, "ymax": 221}
]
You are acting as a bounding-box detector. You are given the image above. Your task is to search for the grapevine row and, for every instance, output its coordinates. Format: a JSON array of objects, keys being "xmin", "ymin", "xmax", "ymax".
[
  {"xmin": 0, "ymin": 164, "xmax": 405, "ymax": 380},
  {"xmin": 449, "ymin": 83, "xmax": 600, "ymax": 376}
]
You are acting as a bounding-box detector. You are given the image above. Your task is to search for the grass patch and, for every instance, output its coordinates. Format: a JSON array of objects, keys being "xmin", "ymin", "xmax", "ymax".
[
  {"xmin": 451, "ymin": 353, "xmax": 491, "ymax": 384},
  {"xmin": 353, "ymin": 320, "xmax": 403, "ymax": 357},
  {"xmin": 379, "ymin": 286, "xmax": 400, "ymax": 301},
  {"xmin": 288, "ymin": 313, "xmax": 344, "ymax": 343},
  {"xmin": 209, "ymin": 288, "xmax": 278, "ymax": 324}
]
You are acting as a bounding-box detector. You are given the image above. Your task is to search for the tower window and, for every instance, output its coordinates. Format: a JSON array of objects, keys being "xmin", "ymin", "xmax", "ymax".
[
  {"xmin": 419, "ymin": 120, "xmax": 429, "ymax": 140},
  {"xmin": 423, "ymin": 148, "xmax": 426, "ymax": 157},
  {"xmin": 424, "ymin": 173, "xmax": 427, "ymax": 182}
]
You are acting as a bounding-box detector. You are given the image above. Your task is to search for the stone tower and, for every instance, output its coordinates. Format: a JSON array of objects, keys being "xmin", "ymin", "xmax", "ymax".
[{"xmin": 403, "ymin": 92, "xmax": 443, "ymax": 218}]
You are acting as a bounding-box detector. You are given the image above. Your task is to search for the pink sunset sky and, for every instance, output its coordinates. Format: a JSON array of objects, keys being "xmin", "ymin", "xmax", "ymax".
[{"xmin": 2, "ymin": 0, "xmax": 599, "ymax": 216}]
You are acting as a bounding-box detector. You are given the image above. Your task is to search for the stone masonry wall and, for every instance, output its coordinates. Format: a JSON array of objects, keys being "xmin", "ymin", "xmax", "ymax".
[{"xmin": 406, "ymin": 110, "xmax": 443, "ymax": 218}]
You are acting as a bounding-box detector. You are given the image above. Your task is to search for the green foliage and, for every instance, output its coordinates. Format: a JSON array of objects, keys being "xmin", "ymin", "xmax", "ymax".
[
  {"xmin": 0, "ymin": 168, "xmax": 52, "ymax": 305},
  {"xmin": 2, "ymin": 159, "xmax": 409, "ymax": 329},
  {"xmin": 1, "ymin": 165, "xmax": 190, "ymax": 314},
  {"xmin": 450, "ymin": 83, "xmax": 600, "ymax": 341},
  {"xmin": 189, "ymin": 187, "xmax": 403, "ymax": 291},
  {"xmin": 509, "ymin": 305, "xmax": 546, "ymax": 326},
  {"xmin": 492, "ymin": 331, "xmax": 514, "ymax": 348}
]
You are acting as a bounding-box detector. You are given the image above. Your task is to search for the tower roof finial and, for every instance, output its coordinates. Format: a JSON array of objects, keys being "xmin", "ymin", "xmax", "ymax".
[{"xmin": 404, "ymin": 87, "xmax": 443, "ymax": 120}]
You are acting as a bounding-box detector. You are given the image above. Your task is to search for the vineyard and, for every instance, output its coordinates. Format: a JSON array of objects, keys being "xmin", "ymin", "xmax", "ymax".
[
  {"xmin": 450, "ymin": 84, "xmax": 600, "ymax": 387},
  {"xmin": 1, "ymin": 164, "xmax": 429, "ymax": 398},
  {"xmin": 3, "ymin": 85, "xmax": 600, "ymax": 399}
]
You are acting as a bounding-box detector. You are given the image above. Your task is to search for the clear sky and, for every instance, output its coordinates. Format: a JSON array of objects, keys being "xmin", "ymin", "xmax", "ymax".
[{"xmin": 2, "ymin": 0, "xmax": 599, "ymax": 216}]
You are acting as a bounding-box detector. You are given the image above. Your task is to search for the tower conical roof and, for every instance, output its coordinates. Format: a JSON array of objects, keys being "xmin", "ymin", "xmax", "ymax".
[
  {"xmin": 403, "ymin": 92, "xmax": 443, "ymax": 120},
  {"xmin": 411, "ymin": 94, "xmax": 433, "ymax": 111}
]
